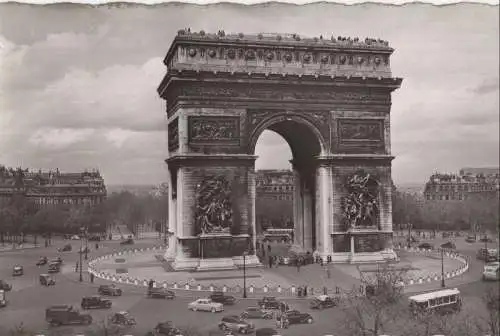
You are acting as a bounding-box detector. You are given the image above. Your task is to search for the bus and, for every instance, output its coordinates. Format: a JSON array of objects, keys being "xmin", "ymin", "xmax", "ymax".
[
  {"xmin": 409, "ymin": 288, "xmax": 462, "ymax": 315},
  {"xmin": 263, "ymin": 228, "xmax": 294, "ymax": 243}
]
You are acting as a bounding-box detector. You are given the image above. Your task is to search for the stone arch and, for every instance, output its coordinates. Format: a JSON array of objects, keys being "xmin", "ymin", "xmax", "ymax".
[{"xmin": 247, "ymin": 113, "xmax": 328, "ymax": 158}]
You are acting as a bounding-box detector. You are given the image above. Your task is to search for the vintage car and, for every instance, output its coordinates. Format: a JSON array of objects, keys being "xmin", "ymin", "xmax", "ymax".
[
  {"xmin": 417, "ymin": 243, "xmax": 434, "ymax": 250},
  {"xmin": 257, "ymin": 297, "xmax": 289, "ymax": 311},
  {"xmin": 48, "ymin": 262, "xmax": 61, "ymax": 274},
  {"xmin": 309, "ymin": 295, "xmax": 338, "ymax": 310},
  {"xmin": 483, "ymin": 262, "xmax": 500, "ymax": 281},
  {"xmin": 98, "ymin": 284, "xmax": 122, "ymax": 296},
  {"xmin": 81, "ymin": 296, "xmax": 112, "ymax": 309},
  {"xmin": 188, "ymin": 298, "xmax": 224, "ymax": 312},
  {"xmin": 440, "ymin": 241, "xmax": 457, "ymax": 250},
  {"xmin": 0, "ymin": 280, "xmax": 12, "ymax": 291},
  {"xmin": 218, "ymin": 315, "xmax": 254, "ymax": 334},
  {"xmin": 12, "ymin": 265, "xmax": 23, "ymax": 276},
  {"xmin": 120, "ymin": 238, "xmax": 135, "ymax": 245},
  {"xmin": 39, "ymin": 274, "xmax": 56, "ymax": 286},
  {"xmin": 282, "ymin": 310, "xmax": 314, "ymax": 324},
  {"xmin": 466, "ymin": 235, "xmax": 477, "ymax": 243},
  {"xmin": 45, "ymin": 305, "xmax": 92, "ymax": 326},
  {"xmin": 71, "ymin": 235, "xmax": 81, "ymax": 240},
  {"xmin": 255, "ymin": 328, "xmax": 281, "ymax": 336},
  {"xmin": 0, "ymin": 290, "xmax": 7, "ymax": 308},
  {"xmin": 154, "ymin": 321, "xmax": 182, "ymax": 335},
  {"xmin": 210, "ymin": 291, "xmax": 236, "ymax": 305},
  {"xmin": 240, "ymin": 307, "xmax": 274, "ymax": 319},
  {"xmin": 109, "ymin": 311, "xmax": 136, "ymax": 326},
  {"xmin": 57, "ymin": 244, "xmax": 72, "ymax": 252},
  {"xmin": 147, "ymin": 287, "xmax": 175, "ymax": 299},
  {"xmin": 36, "ymin": 256, "xmax": 48, "ymax": 266},
  {"xmin": 50, "ymin": 257, "xmax": 63, "ymax": 265},
  {"xmin": 479, "ymin": 236, "xmax": 494, "ymax": 243}
]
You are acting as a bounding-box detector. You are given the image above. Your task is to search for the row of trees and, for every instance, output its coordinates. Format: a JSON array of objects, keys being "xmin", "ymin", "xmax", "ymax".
[
  {"xmin": 392, "ymin": 187, "xmax": 499, "ymax": 233},
  {"xmin": 0, "ymin": 188, "xmax": 168, "ymax": 244}
]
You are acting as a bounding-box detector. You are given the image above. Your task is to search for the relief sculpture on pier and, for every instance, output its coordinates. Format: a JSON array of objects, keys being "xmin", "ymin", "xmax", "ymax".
[
  {"xmin": 341, "ymin": 170, "xmax": 380, "ymax": 230},
  {"xmin": 188, "ymin": 116, "xmax": 239, "ymax": 144}
]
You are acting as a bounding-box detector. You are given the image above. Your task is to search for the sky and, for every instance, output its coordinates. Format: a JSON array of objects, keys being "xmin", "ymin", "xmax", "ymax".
[{"xmin": 0, "ymin": 2, "xmax": 498, "ymax": 186}]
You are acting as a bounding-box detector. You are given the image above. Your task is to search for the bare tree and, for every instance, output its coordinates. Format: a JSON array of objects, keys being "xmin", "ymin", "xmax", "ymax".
[{"xmin": 340, "ymin": 262, "xmax": 410, "ymax": 336}]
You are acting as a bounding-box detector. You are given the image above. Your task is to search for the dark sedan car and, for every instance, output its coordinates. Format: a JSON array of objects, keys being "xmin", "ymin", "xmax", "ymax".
[
  {"xmin": 81, "ymin": 296, "xmax": 112, "ymax": 309},
  {"xmin": 240, "ymin": 307, "xmax": 273, "ymax": 319},
  {"xmin": 120, "ymin": 238, "xmax": 134, "ymax": 245},
  {"xmin": 98, "ymin": 284, "xmax": 122, "ymax": 296},
  {"xmin": 257, "ymin": 297, "xmax": 289, "ymax": 311},
  {"xmin": 154, "ymin": 321, "xmax": 182, "ymax": 336},
  {"xmin": 255, "ymin": 327, "xmax": 281, "ymax": 336},
  {"xmin": 210, "ymin": 291, "xmax": 236, "ymax": 305},
  {"xmin": 310, "ymin": 295, "xmax": 338, "ymax": 309},
  {"xmin": 418, "ymin": 243, "xmax": 434, "ymax": 250},
  {"xmin": 36, "ymin": 257, "xmax": 48, "ymax": 266},
  {"xmin": 147, "ymin": 287, "xmax": 175, "ymax": 299},
  {"xmin": 0, "ymin": 280, "xmax": 12, "ymax": 291},
  {"xmin": 441, "ymin": 241, "xmax": 456, "ymax": 250},
  {"xmin": 283, "ymin": 310, "xmax": 314, "ymax": 324}
]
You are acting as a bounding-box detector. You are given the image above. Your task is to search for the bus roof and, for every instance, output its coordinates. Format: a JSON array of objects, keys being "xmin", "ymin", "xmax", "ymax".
[{"xmin": 408, "ymin": 288, "xmax": 460, "ymax": 303}]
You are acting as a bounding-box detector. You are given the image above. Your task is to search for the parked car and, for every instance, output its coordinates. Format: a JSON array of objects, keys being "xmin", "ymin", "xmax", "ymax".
[
  {"xmin": 466, "ymin": 235, "xmax": 476, "ymax": 243},
  {"xmin": 81, "ymin": 296, "xmax": 112, "ymax": 309},
  {"xmin": 36, "ymin": 257, "xmax": 48, "ymax": 266},
  {"xmin": 12, "ymin": 265, "xmax": 23, "ymax": 276},
  {"xmin": 48, "ymin": 262, "xmax": 61, "ymax": 274},
  {"xmin": 109, "ymin": 311, "xmax": 136, "ymax": 326},
  {"xmin": 188, "ymin": 298, "xmax": 224, "ymax": 312},
  {"xmin": 0, "ymin": 280, "xmax": 12, "ymax": 291},
  {"xmin": 154, "ymin": 321, "xmax": 182, "ymax": 335},
  {"xmin": 440, "ymin": 241, "xmax": 456, "ymax": 250},
  {"xmin": 45, "ymin": 305, "xmax": 92, "ymax": 326},
  {"xmin": 240, "ymin": 307, "xmax": 273, "ymax": 319},
  {"xmin": 479, "ymin": 236, "xmax": 494, "ymax": 243},
  {"xmin": 257, "ymin": 297, "xmax": 289, "ymax": 311},
  {"xmin": 418, "ymin": 243, "xmax": 433, "ymax": 250},
  {"xmin": 98, "ymin": 284, "xmax": 122, "ymax": 296},
  {"xmin": 283, "ymin": 310, "xmax": 314, "ymax": 324},
  {"xmin": 58, "ymin": 244, "xmax": 72, "ymax": 252},
  {"xmin": 71, "ymin": 235, "xmax": 81, "ymax": 240},
  {"xmin": 50, "ymin": 257, "xmax": 63, "ymax": 265},
  {"xmin": 39, "ymin": 274, "xmax": 56, "ymax": 286},
  {"xmin": 88, "ymin": 235, "xmax": 101, "ymax": 241},
  {"xmin": 477, "ymin": 248, "xmax": 498, "ymax": 262},
  {"xmin": 147, "ymin": 287, "xmax": 175, "ymax": 299},
  {"xmin": 0, "ymin": 289, "xmax": 6, "ymax": 308},
  {"xmin": 309, "ymin": 295, "xmax": 338, "ymax": 310},
  {"xmin": 482, "ymin": 262, "xmax": 500, "ymax": 281},
  {"xmin": 210, "ymin": 291, "xmax": 236, "ymax": 305},
  {"xmin": 120, "ymin": 238, "xmax": 134, "ymax": 245},
  {"xmin": 255, "ymin": 328, "xmax": 281, "ymax": 336},
  {"xmin": 218, "ymin": 315, "xmax": 255, "ymax": 334}
]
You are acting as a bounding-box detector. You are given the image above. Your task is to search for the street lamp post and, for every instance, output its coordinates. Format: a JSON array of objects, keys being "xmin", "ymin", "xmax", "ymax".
[
  {"xmin": 440, "ymin": 248, "xmax": 445, "ymax": 288},
  {"xmin": 84, "ymin": 228, "xmax": 88, "ymax": 261},
  {"xmin": 79, "ymin": 228, "xmax": 83, "ymax": 282},
  {"xmin": 242, "ymin": 251, "xmax": 248, "ymax": 299}
]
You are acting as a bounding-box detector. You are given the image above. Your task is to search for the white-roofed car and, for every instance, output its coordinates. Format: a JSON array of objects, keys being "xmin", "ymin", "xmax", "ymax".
[
  {"xmin": 310, "ymin": 295, "xmax": 339, "ymax": 310},
  {"xmin": 482, "ymin": 262, "xmax": 500, "ymax": 281},
  {"xmin": 188, "ymin": 298, "xmax": 224, "ymax": 313}
]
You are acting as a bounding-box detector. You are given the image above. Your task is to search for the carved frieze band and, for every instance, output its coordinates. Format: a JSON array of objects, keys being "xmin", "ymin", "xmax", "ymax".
[
  {"xmin": 188, "ymin": 116, "xmax": 240, "ymax": 145},
  {"xmin": 338, "ymin": 119, "xmax": 384, "ymax": 145},
  {"xmin": 168, "ymin": 118, "xmax": 179, "ymax": 152},
  {"xmin": 179, "ymin": 84, "xmax": 389, "ymax": 103}
]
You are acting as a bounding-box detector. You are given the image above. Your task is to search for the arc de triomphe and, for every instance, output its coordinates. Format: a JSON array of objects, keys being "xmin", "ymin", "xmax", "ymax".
[{"xmin": 158, "ymin": 30, "xmax": 402, "ymax": 271}]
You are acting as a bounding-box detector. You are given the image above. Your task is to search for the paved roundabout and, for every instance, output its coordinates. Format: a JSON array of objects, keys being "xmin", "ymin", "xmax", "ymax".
[{"xmin": 0, "ymin": 236, "xmax": 494, "ymax": 336}]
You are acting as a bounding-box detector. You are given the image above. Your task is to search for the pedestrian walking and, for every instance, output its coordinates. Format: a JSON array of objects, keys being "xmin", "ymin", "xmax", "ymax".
[
  {"xmin": 268, "ymin": 255, "xmax": 273, "ymax": 268},
  {"xmin": 95, "ymin": 243, "xmax": 99, "ymax": 250},
  {"xmin": 304, "ymin": 285, "xmax": 308, "ymax": 297},
  {"xmin": 75, "ymin": 262, "xmax": 79, "ymax": 273},
  {"xmin": 90, "ymin": 272, "xmax": 95, "ymax": 283},
  {"xmin": 296, "ymin": 257, "xmax": 302, "ymax": 272}
]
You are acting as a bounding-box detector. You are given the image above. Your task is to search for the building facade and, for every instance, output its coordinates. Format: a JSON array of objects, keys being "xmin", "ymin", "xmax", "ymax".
[
  {"xmin": 423, "ymin": 167, "xmax": 500, "ymax": 202},
  {"xmin": 0, "ymin": 166, "xmax": 107, "ymax": 208}
]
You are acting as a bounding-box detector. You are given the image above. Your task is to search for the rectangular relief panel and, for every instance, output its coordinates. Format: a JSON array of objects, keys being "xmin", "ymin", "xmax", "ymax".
[
  {"xmin": 168, "ymin": 118, "xmax": 179, "ymax": 152},
  {"xmin": 188, "ymin": 116, "xmax": 240, "ymax": 146},
  {"xmin": 337, "ymin": 118, "xmax": 385, "ymax": 153},
  {"xmin": 354, "ymin": 234, "xmax": 383, "ymax": 253}
]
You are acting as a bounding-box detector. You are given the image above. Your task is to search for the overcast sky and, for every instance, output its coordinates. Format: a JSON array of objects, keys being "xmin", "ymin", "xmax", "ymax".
[{"xmin": 0, "ymin": 3, "xmax": 498, "ymax": 186}]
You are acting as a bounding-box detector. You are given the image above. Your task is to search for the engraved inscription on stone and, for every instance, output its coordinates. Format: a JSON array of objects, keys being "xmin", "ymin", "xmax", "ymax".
[
  {"xmin": 188, "ymin": 116, "xmax": 240, "ymax": 144},
  {"xmin": 168, "ymin": 118, "xmax": 179, "ymax": 152},
  {"xmin": 338, "ymin": 119, "xmax": 383, "ymax": 142}
]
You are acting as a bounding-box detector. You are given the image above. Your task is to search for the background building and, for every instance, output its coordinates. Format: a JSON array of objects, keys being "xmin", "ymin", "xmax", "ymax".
[
  {"xmin": 0, "ymin": 165, "xmax": 107, "ymax": 208},
  {"xmin": 423, "ymin": 167, "xmax": 499, "ymax": 202},
  {"xmin": 255, "ymin": 170, "xmax": 294, "ymax": 234}
]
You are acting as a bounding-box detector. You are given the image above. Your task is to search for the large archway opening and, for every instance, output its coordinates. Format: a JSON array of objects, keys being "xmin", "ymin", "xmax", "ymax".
[{"xmin": 253, "ymin": 117, "xmax": 324, "ymax": 252}]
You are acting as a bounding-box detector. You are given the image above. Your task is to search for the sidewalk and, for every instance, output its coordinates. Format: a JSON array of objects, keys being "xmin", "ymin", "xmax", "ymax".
[{"xmin": 0, "ymin": 243, "xmax": 40, "ymax": 252}]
